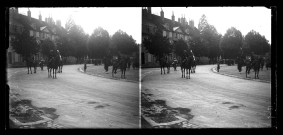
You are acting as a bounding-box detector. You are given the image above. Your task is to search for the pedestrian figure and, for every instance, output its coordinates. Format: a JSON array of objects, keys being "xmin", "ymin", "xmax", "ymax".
[
  {"xmin": 84, "ymin": 59, "xmax": 87, "ymax": 72},
  {"xmin": 103, "ymin": 56, "xmax": 109, "ymax": 73},
  {"xmin": 217, "ymin": 60, "xmax": 220, "ymax": 72},
  {"xmin": 172, "ymin": 58, "xmax": 178, "ymax": 71}
]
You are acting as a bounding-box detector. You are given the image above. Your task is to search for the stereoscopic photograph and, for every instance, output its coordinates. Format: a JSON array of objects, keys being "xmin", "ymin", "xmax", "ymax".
[
  {"xmin": 7, "ymin": 7, "xmax": 274, "ymax": 129},
  {"xmin": 141, "ymin": 7, "xmax": 272, "ymax": 128},
  {"xmin": 7, "ymin": 7, "xmax": 140, "ymax": 128}
]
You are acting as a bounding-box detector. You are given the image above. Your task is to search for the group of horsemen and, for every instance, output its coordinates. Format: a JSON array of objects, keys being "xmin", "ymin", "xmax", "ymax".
[
  {"xmin": 158, "ymin": 48, "xmax": 270, "ymax": 79},
  {"xmin": 25, "ymin": 49, "xmax": 63, "ymax": 78}
]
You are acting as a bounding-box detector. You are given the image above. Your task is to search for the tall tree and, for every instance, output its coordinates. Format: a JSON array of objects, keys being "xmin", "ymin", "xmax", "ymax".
[
  {"xmin": 220, "ymin": 27, "xmax": 243, "ymax": 59},
  {"xmin": 174, "ymin": 39, "xmax": 188, "ymax": 57},
  {"xmin": 244, "ymin": 30, "xmax": 270, "ymax": 55},
  {"xmin": 88, "ymin": 27, "xmax": 110, "ymax": 59},
  {"xmin": 111, "ymin": 30, "xmax": 137, "ymax": 55},
  {"xmin": 40, "ymin": 38, "xmax": 56, "ymax": 58},
  {"xmin": 198, "ymin": 15, "xmax": 221, "ymax": 62},
  {"xmin": 10, "ymin": 29, "xmax": 39, "ymax": 59},
  {"xmin": 56, "ymin": 36, "xmax": 70, "ymax": 57},
  {"xmin": 189, "ymin": 27, "xmax": 206, "ymax": 59},
  {"xmin": 143, "ymin": 30, "xmax": 172, "ymax": 58},
  {"xmin": 66, "ymin": 21, "xmax": 88, "ymax": 59}
]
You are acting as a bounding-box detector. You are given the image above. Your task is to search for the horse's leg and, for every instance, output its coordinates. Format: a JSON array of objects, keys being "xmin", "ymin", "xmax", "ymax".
[
  {"xmin": 189, "ymin": 68, "xmax": 191, "ymax": 79},
  {"xmin": 186, "ymin": 69, "xmax": 188, "ymax": 79}
]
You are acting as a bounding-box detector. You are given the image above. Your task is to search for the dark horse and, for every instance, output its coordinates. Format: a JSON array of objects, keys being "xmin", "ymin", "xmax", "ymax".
[
  {"xmin": 112, "ymin": 58, "xmax": 120, "ymax": 77},
  {"xmin": 253, "ymin": 57, "xmax": 261, "ymax": 79},
  {"xmin": 181, "ymin": 56, "xmax": 193, "ymax": 79},
  {"xmin": 47, "ymin": 55, "xmax": 60, "ymax": 79},
  {"xmin": 237, "ymin": 57, "xmax": 244, "ymax": 72},
  {"xmin": 120, "ymin": 56, "xmax": 128, "ymax": 79},
  {"xmin": 245, "ymin": 58, "xmax": 253, "ymax": 78},
  {"xmin": 26, "ymin": 56, "xmax": 37, "ymax": 74},
  {"xmin": 259, "ymin": 57, "xmax": 264, "ymax": 71},
  {"xmin": 159, "ymin": 56, "xmax": 170, "ymax": 75}
]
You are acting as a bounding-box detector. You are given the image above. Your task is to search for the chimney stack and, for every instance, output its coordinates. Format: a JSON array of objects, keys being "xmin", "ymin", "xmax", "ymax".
[
  {"xmin": 39, "ymin": 12, "xmax": 42, "ymax": 21},
  {"xmin": 160, "ymin": 8, "xmax": 164, "ymax": 21},
  {"xmin": 172, "ymin": 11, "xmax": 175, "ymax": 22},
  {"xmin": 27, "ymin": 9, "xmax": 31, "ymax": 21}
]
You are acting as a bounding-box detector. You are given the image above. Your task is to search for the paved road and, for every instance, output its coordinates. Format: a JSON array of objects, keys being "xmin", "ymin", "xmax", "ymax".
[
  {"xmin": 141, "ymin": 65, "xmax": 271, "ymax": 128},
  {"xmin": 8, "ymin": 65, "xmax": 139, "ymax": 128}
]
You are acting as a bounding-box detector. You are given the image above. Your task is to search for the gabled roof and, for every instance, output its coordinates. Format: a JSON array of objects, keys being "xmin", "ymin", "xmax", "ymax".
[{"xmin": 11, "ymin": 12, "xmax": 66, "ymax": 36}]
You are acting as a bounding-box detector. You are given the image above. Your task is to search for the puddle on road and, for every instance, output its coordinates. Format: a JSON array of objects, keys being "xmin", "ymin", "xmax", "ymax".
[
  {"xmin": 94, "ymin": 104, "xmax": 110, "ymax": 109},
  {"xmin": 222, "ymin": 102, "xmax": 233, "ymax": 104},
  {"xmin": 229, "ymin": 105, "xmax": 240, "ymax": 110},
  {"xmin": 141, "ymin": 91, "xmax": 194, "ymax": 125},
  {"xmin": 87, "ymin": 101, "xmax": 98, "ymax": 104}
]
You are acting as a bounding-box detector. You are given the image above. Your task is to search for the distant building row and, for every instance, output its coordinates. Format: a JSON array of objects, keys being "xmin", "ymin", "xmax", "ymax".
[
  {"xmin": 142, "ymin": 7, "xmax": 198, "ymax": 67},
  {"xmin": 8, "ymin": 8, "xmax": 67, "ymax": 67}
]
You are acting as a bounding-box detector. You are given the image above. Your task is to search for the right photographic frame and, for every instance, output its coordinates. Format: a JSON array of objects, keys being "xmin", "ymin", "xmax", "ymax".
[{"xmin": 141, "ymin": 7, "xmax": 273, "ymax": 128}]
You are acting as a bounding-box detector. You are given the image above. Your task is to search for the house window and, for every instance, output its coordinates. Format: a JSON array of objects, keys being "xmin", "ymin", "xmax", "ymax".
[
  {"xmin": 30, "ymin": 30, "xmax": 33, "ymax": 36},
  {"xmin": 36, "ymin": 32, "xmax": 39, "ymax": 37},
  {"xmin": 169, "ymin": 32, "xmax": 172, "ymax": 38},
  {"xmin": 163, "ymin": 31, "xmax": 166, "ymax": 37}
]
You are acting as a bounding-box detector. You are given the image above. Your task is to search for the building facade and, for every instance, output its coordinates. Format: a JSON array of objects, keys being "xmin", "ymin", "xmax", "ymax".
[
  {"xmin": 8, "ymin": 8, "xmax": 66, "ymax": 67},
  {"xmin": 142, "ymin": 7, "xmax": 197, "ymax": 67}
]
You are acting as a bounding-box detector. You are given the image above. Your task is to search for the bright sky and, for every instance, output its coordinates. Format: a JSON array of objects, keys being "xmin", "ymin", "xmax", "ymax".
[
  {"xmin": 18, "ymin": 7, "xmax": 141, "ymax": 44},
  {"xmin": 152, "ymin": 7, "xmax": 271, "ymax": 44}
]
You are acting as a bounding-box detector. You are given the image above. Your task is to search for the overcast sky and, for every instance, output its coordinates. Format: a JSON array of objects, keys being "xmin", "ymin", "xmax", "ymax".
[
  {"xmin": 18, "ymin": 7, "xmax": 141, "ymax": 44},
  {"xmin": 151, "ymin": 7, "xmax": 271, "ymax": 44}
]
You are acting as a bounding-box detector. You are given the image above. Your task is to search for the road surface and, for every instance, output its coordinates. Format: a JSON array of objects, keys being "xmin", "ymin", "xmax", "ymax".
[
  {"xmin": 8, "ymin": 65, "xmax": 139, "ymax": 128},
  {"xmin": 141, "ymin": 65, "xmax": 271, "ymax": 128}
]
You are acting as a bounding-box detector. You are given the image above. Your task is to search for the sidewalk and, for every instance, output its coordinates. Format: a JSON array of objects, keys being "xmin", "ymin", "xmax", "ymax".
[
  {"xmin": 211, "ymin": 64, "xmax": 271, "ymax": 83},
  {"xmin": 79, "ymin": 64, "xmax": 139, "ymax": 83}
]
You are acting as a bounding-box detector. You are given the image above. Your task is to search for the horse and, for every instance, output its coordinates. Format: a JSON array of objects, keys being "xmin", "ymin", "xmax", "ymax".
[
  {"xmin": 237, "ymin": 57, "xmax": 244, "ymax": 72},
  {"xmin": 112, "ymin": 58, "xmax": 120, "ymax": 77},
  {"xmin": 120, "ymin": 57, "xmax": 128, "ymax": 79},
  {"xmin": 47, "ymin": 58, "xmax": 52, "ymax": 77},
  {"xmin": 245, "ymin": 58, "xmax": 253, "ymax": 78},
  {"xmin": 181, "ymin": 56, "xmax": 193, "ymax": 79},
  {"xmin": 159, "ymin": 56, "xmax": 169, "ymax": 75},
  {"xmin": 126, "ymin": 57, "xmax": 131, "ymax": 70},
  {"xmin": 165, "ymin": 58, "xmax": 171, "ymax": 74},
  {"xmin": 253, "ymin": 57, "xmax": 261, "ymax": 79},
  {"xmin": 57, "ymin": 55, "xmax": 63, "ymax": 73},
  {"xmin": 47, "ymin": 55, "xmax": 60, "ymax": 79},
  {"xmin": 26, "ymin": 56, "xmax": 37, "ymax": 74},
  {"xmin": 259, "ymin": 57, "xmax": 265, "ymax": 71}
]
